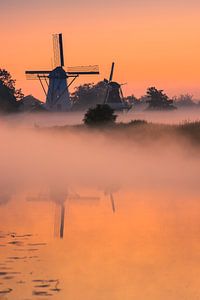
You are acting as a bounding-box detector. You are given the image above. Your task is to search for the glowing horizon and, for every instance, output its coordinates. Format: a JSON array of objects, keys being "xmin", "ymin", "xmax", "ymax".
[{"xmin": 1, "ymin": 0, "xmax": 200, "ymax": 100}]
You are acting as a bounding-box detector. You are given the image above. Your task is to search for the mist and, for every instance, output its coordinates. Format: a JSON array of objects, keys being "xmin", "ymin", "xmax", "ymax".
[
  {"xmin": 1, "ymin": 106, "xmax": 200, "ymax": 130},
  {"xmin": 0, "ymin": 112, "xmax": 199, "ymax": 201}
]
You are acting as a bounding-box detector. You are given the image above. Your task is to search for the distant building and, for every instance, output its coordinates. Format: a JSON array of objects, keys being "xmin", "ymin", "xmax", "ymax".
[{"xmin": 19, "ymin": 95, "xmax": 46, "ymax": 112}]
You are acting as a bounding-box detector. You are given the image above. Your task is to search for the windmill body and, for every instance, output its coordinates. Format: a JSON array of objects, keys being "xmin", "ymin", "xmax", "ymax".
[
  {"xmin": 25, "ymin": 33, "xmax": 99, "ymax": 112},
  {"xmin": 107, "ymin": 82, "xmax": 122, "ymax": 104},
  {"xmin": 45, "ymin": 67, "xmax": 71, "ymax": 111},
  {"xmin": 104, "ymin": 63, "xmax": 132, "ymax": 111}
]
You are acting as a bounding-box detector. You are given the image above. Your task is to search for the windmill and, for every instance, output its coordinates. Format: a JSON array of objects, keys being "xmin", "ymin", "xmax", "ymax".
[
  {"xmin": 104, "ymin": 62, "xmax": 132, "ymax": 111},
  {"xmin": 27, "ymin": 187, "xmax": 100, "ymax": 239},
  {"xmin": 25, "ymin": 33, "xmax": 100, "ymax": 112}
]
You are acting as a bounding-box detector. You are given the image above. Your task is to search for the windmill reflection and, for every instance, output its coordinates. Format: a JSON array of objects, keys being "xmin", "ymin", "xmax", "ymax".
[
  {"xmin": 104, "ymin": 185, "xmax": 120, "ymax": 213},
  {"xmin": 0, "ymin": 192, "xmax": 12, "ymax": 206},
  {"xmin": 0, "ymin": 185, "xmax": 13, "ymax": 206},
  {"xmin": 27, "ymin": 186, "xmax": 100, "ymax": 239}
]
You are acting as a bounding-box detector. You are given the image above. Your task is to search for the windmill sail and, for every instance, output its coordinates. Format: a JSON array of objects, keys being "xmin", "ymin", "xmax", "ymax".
[
  {"xmin": 53, "ymin": 33, "xmax": 65, "ymax": 67},
  {"xmin": 109, "ymin": 62, "xmax": 115, "ymax": 82},
  {"xmin": 104, "ymin": 62, "xmax": 131, "ymax": 110},
  {"xmin": 25, "ymin": 33, "xmax": 100, "ymax": 111},
  {"xmin": 25, "ymin": 70, "xmax": 50, "ymax": 80},
  {"xmin": 67, "ymin": 65, "xmax": 99, "ymax": 75}
]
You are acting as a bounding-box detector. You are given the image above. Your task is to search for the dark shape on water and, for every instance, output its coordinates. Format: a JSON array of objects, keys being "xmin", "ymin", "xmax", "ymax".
[
  {"xmin": 34, "ymin": 284, "xmax": 50, "ymax": 288},
  {"xmin": 129, "ymin": 119, "xmax": 148, "ymax": 126},
  {"xmin": 28, "ymin": 243, "xmax": 46, "ymax": 246},
  {"xmin": 0, "ymin": 288, "xmax": 12, "ymax": 294},
  {"xmin": 32, "ymin": 290, "xmax": 52, "ymax": 296}
]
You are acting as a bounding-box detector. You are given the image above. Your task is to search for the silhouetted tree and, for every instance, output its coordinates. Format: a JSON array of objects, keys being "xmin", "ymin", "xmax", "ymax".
[
  {"xmin": 0, "ymin": 80, "xmax": 19, "ymax": 113},
  {"xmin": 124, "ymin": 95, "xmax": 138, "ymax": 105},
  {"xmin": 146, "ymin": 87, "xmax": 176, "ymax": 110},
  {"xmin": 83, "ymin": 104, "xmax": 117, "ymax": 126},
  {"xmin": 173, "ymin": 94, "xmax": 196, "ymax": 107},
  {"xmin": 71, "ymin": 81, "xmax": 107, "ymax": 111},
  {"xmin": 0, "ymin": 69, "xmax": 24, "ymax": 100}
]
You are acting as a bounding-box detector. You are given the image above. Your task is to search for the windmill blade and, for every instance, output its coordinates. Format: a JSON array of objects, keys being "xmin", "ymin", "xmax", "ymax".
[
  {"xmin": 119, "ymin": 86, "xmax": 125, "ymax": 103},
  {"xmin": 25, "ymin": 70, "xmax": 50, "ymax": 80},
  {"xmin": 67, "ymin": 65, "xmax": 99, "ymax": 75},
  {"xmin": 109, "ymin": 62, "xmax": 115, "ymax": 82},
  {"xmin": 53, "ymin": 33, "xmax": 65, "ymax": 67},
  {"xmin": 104, "ymin": 62, "xmax": 115, "ymax": 104}
]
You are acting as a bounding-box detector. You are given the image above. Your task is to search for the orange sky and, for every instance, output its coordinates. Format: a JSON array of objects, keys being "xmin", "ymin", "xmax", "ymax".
[{"xmin": 1, "ymin": 0, "xmax": 200, "ymax": 100}]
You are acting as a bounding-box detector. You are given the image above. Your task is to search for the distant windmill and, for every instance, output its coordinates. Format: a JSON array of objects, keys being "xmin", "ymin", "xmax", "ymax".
[
  {"xmin": 25, "ymin": 33, "xmax": 100, "ymax": 112},
  {"xmin": 27, "ymin": 187, "xmax": 100, "ymax": 239},
  {"xmin": 104, "ymin": 62, "xmax": 132, "ymax": 111}
]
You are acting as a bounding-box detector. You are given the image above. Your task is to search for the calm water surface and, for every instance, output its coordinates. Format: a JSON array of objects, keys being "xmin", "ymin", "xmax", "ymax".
[{"xmin": 1, "ymin": 188, "xmax": 200, "ymax": 300}]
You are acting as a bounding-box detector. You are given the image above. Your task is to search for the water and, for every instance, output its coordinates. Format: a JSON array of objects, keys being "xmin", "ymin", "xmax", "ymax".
[{"xmin": 1, "ymin": 188, "xmax": 200, "ymax": 300}]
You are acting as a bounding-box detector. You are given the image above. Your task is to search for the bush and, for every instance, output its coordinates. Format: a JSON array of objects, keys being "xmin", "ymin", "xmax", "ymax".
[{"xmin": 83, "ymin": 104, "xmax": 117, "ymax": 126}]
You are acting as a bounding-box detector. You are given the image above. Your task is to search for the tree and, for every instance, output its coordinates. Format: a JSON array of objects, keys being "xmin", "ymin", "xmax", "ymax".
[
  {"xmin": 83, "ymin": 104, "xmax": 117, "ymax": 126},
  {"xmin": 0, "ymin": 69, "xmax": 24, "ymax": 100},
  {"xmin": 146, "ymin": 87, "xmax": 176, "ymax": 110},
  {"xmin": 71, "ymin": 81, "xmax": 107, "ymax": 111},
  {"xmin": 0, "ymin": 81, "xmax": 19, "ymax": 113},
  {"xmin": 173, "ymin": 94, "xmax": 196, "ymax": 107}
]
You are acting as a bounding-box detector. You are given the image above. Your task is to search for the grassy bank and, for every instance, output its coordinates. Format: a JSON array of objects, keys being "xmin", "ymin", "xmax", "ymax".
[{"xmin": 42, "ymin": 120, "xmax": 200, "ymax": 147}]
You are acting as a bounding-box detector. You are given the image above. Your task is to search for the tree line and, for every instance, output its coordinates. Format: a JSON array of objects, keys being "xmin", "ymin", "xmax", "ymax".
[{"xmin": 0, "ymin": 68, "xmax": 199, "ymax": 114}]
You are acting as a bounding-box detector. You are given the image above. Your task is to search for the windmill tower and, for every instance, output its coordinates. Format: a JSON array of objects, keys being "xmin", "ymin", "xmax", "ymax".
[
  {"xmin": 104, "ymin": 63, "xmax": 132, "ymax": 111},
  {"xmin": 25, "ymin": 33, "xmax": 100, "ymax": 112}
]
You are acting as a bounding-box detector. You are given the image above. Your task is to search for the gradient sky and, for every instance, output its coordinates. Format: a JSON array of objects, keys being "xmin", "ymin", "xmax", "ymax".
[{"xmin": 1, "ymin": 0, "xmax": 200, "ymax": 100}]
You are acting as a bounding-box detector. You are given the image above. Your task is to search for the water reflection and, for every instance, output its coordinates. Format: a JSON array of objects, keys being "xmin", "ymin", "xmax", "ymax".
[
  {"xmin": 104, "ymin": 185, "xmax": 120, "ymax": 213},
  {"xmin": 27, "ymin": 186, "xmax": 100, "ymax": 239},
  {"xmin": 1, "ymin": 186, "xmax": 200, "ymax": 299}
]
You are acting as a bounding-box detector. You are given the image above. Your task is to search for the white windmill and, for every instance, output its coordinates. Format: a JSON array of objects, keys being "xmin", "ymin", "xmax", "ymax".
[{"xmin": 25, "ymin": 33, "xmax": 100, "ymax": 112}]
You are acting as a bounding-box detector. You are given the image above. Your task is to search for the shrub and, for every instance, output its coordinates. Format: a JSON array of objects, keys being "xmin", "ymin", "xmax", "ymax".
[{"xmin": 83, "ymin": 104, "xmax": 117, "ymax": 126}]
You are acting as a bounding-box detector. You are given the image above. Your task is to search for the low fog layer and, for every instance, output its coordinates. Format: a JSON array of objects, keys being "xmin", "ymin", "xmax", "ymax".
[
  {"xmin": 0, "ymin": 114, "xmax": 199, "ymax": 201},
  {"xmin": 0, "ymin": 107, "xmax": 200, "ymax": 129}
]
